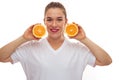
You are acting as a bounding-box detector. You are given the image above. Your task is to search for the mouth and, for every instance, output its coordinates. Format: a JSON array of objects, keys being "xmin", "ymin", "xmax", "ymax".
[{"xmin": 50, "ymin": 28, "xmax": 59, "ymax": 33}]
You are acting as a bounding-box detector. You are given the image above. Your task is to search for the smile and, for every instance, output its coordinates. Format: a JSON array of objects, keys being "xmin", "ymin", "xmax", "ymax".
[{"xmin": 50, "ymin": 28, "xmax": 59, "ymax": 33}]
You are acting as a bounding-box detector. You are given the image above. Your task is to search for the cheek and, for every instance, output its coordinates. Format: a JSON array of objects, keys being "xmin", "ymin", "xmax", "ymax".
[
  {"xmin": 44, "ymin": 22, "xmax": 50, "ymax": 29},
  {"xmin": 46, "ymin": 26, "xmax": 50, "ymax": 32},
  {"xmin": 62, "ymin": 23, "xmax": 66, "ymax": 29},
  {"xmin": 60, "ymin": 25, "xmax": 65, "ymax": 32}
]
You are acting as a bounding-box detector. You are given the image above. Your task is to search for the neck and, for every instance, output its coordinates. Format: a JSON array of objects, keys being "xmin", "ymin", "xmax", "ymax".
[
  {"xmin": 47, "ymin": 36, "xmax": 65, "ymax": 50},
  {"xmin": 47, "ymin": 36, "xmax": 65, "ymax": 43}
]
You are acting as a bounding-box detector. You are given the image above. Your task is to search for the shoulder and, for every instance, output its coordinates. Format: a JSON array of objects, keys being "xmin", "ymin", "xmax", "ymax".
[
  {"xmin": 65, "ymin": 38, "xmax": 90, "ymax": 54},
  {"xmin": 66, "ymin": 39, "xmax": 87, "ymax": 48},
  {"xmin": 18, "ymin": 38, "xmax": 46, "ymax": 48}
]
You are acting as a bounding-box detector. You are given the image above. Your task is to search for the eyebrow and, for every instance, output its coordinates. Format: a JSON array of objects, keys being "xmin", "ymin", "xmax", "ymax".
[
  {"xmin": 57, "ymin": 17, "xmax": 63, "ymax": 19},
  {"xmin": 46, "ymin": 17, "xmax": 63, "ymax": 19}
]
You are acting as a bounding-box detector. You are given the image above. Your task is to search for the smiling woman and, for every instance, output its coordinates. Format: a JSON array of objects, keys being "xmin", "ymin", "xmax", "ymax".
[{"xmin": 0, "ymin": 0, "xmax": 116, "ymax": 80}]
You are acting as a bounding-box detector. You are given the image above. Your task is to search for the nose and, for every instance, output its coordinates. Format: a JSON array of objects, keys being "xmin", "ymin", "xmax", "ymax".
[{"xmin": 52, "ymin": 21, "xmax": 57, "ymax": 28}]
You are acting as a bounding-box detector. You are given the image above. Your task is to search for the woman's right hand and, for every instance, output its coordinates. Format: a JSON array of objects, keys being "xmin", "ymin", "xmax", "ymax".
[{"xmin": 22, "ymin": 24, "xmax": 40, "ymax": 41}]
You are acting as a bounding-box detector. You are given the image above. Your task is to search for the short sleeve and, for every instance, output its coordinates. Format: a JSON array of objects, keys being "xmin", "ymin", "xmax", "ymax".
[
  {"xmin": 74, "ymin": 41, "xmax": 96, "ymax": 67},
  {"xmin": 11, "ymin": 50, "xmax": 20, "ymax": 64},
  {"xmin": 10, "ymin": 41, "xmax": 31, "ymax": 64},
  {"xmin": 87, "ymin": 52, "xmax": 96, "ymax": 67}
]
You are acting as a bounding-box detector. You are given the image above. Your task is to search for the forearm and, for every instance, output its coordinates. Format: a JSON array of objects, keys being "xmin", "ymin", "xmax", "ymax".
[
  {"xmin": 0, "ymin": 36, "xmax": 27, "ymax": 61},
  {"xmin": 80, "ymin": 37, "xmax": 112, "ymax": 65}
]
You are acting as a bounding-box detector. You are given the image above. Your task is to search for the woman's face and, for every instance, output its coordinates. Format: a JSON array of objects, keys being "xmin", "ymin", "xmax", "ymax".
[{"xmin": 44, "ymin": 8, "xmax": 67, "ymax": 39}]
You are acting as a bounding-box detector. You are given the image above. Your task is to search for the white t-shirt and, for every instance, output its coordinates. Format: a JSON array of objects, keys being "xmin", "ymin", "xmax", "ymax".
[{"xmin": 11, "ymin": 38, "xmax": 96, "ymax": 80}]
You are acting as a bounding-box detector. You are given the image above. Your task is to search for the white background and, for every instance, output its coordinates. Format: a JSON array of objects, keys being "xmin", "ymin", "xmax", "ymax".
[{"xmin": 0, "ymin": 0, "xmax": 120, "ymax": 80}]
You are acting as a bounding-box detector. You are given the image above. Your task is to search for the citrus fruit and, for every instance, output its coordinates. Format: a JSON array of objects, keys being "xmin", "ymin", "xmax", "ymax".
[
  {"xmin": 65, "ymin": 23, "xmax": 78, "ymax": 37},
  {"xmin": 32, "ymin": 24, "xmax": 46, "ymax": 38}
]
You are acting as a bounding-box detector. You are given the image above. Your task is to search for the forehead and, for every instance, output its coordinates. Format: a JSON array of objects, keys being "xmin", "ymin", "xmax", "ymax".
[{"xmin": 45, "ymin": 8, "xmax": 65, "ymax": 18}]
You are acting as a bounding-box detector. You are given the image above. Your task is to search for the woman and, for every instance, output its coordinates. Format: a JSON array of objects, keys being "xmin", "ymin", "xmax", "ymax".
[{"xmin": 0, "ymin": 2, "xmax": 112, "ymax": 80}]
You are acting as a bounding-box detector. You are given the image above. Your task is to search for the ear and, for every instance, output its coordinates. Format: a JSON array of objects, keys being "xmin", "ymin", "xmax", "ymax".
[
  {"xmin": 43, "ymin": 18, "xmax": 45, "ymax": 24},
  {"xmin": 65, "ymin": 18, "xmax": 68, "ymax": 24}
]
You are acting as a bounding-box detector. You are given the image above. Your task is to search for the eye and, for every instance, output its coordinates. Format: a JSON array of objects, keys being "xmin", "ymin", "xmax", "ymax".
[
  {"xmin": 57, "ymin": 17, "xmax": 63, "ymax": 21},
  {"xmin": 57, "ymin": 18, "xmax": 63, "ymax": 21},
  {"xmin": 45, "ymin": 17, "xmax": 53, "ymax": 22},
  {"xmin": 46, "ymin": 18, "xmax": 52, "ymax": 21}
]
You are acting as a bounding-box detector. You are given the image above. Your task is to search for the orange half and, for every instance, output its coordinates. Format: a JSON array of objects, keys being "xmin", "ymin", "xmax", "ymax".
[
  {"xmin": 32, "ymin": 24, "xmax": 46, "ymax": 38},
  {"xmin": 65, "ymin": 23, "xmax": 78, "ymax": 37}
]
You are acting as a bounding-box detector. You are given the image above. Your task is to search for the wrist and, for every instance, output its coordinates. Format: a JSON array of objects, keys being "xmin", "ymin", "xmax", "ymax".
[
  {"xmin": 20, "ymin": 35, "xmax": 29, "ymax": 42},
  {"xmin": 78, "ymin": 37, "xmax": 88, "ymax": 43}
]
